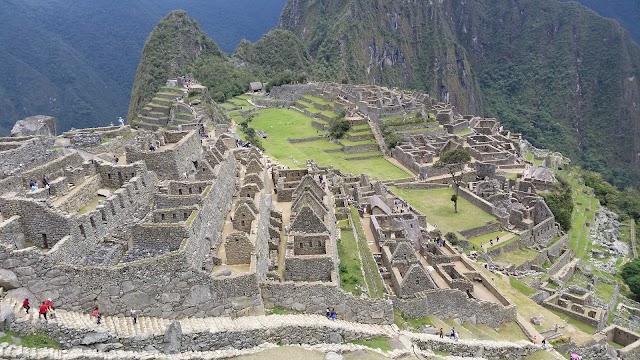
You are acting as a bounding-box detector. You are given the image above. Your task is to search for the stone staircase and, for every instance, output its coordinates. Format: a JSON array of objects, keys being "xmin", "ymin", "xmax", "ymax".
[
  {"xmin": 135, "ymin": 86, "xmax": 189, "ymax": 131},
  {"xmin": 4, "ymin": 298, "xmax": 396, "ymax": 339}
]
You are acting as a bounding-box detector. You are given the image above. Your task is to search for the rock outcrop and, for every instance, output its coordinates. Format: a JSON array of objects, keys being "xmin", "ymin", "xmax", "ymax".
[{"xmin": 10, "ymin": 115, "xmax": 56, "ymax": 137}]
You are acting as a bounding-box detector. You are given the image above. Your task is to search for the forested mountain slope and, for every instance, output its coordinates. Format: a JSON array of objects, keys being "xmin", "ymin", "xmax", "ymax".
[
  {"xmin": 279, "ymin": 0, "xmax": 640, "ymax": 188},
  {"xmin": 0, "ymin": 0, "xmax": 286, "ymax": 134},
  {"xmin": 563, "ymin": 0, "xmax": 640, "ymax": 44}
]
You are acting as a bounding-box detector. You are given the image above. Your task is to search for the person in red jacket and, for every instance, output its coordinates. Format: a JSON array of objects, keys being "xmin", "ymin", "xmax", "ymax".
[
  {"xmin": 39, "ymin": 302, "xmax": 48, "ymax": 321},
  {"xmin": 22, "ymin": 298, "xmax": 30, "ymax": 314},
  {"xmin": 44, "ymin": 298, "xmax": 54, "ymax": 310}
]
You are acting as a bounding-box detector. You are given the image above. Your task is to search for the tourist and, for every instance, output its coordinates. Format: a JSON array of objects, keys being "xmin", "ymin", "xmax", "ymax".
[
  {"xmin": 490, "ymin": 239, "xmax": 494, "ymax": 246},
  {"xmin": 39, "ymin": 302, "xmax": 48, "ymax": 321},
  {"xmin": 326, "ymin": 308, "xmax": 331, "ymax": 319},
  {"xmin": 113, "ymin": 155, "xmax": 118, "ymax": 165},
  {"xmin": 91, "ymin": 307, "xmax": 101, "ymax": 324},
  {"xmin": 450, "ymin": 327, "xmax": 455, "ymax": 339},
  {"xmin": 454, "ymin": 331, "xmax": 460, "ymax": 342},
  {"xmin": 22, "ymin": 298, "xmax": 30, "ymax": 314},
  {"xmin": 330, "ymin": 308, "xmax": 337, "ymax": 320},
  {"xmin": 439, "ymin": 327, "xmax": 444, "ymax": 338},
  {"xmin": 541, "ymin": 338, "xmax": 546, "ymax": 348},
  {"xmin": 45, "ymin": 298, "xmax": 55, "ymax": 312},
  {"xmin": 48, "ymin": 306, "xmax": 56, "ymax": 319},
  {"xmin": 496, "ymin": 236, "xmax": 500, "ymax": 243},
  {"xmin": 130, "ymin": 309, "xmax": 137, "ymax": 324},
  {"xmin": 30, "ymin": 181, "xmax": 37, "ymax": 192}
]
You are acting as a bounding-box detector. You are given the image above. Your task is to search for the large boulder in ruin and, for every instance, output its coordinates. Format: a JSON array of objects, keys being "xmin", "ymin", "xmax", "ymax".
[
  {"xmin": 0, "ymin": 269, "xmax": 20, "ymax": 290},
  {"xmin": 163, "ymin": 320, "xmax": 182, "ymax": 354},
  {"xmin": 11, "ymin": 115, "xmax": 56, "ymax": 137}
]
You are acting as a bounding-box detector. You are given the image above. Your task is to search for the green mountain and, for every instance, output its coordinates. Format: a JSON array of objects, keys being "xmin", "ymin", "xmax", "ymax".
[
  {"xmin": 278, "ymin": 0, "xmax": 640, "ymax": 189},
  {"xmin": 127, "ymin": 10, "xmax": 224, "ymax": 121},
  {"xmin": 0, "ymin": 0, "xmax": 286, "ymax": 135},
  {"xmin": 564, "ymin": 0, "xmax": 640, "ymax": 44}
]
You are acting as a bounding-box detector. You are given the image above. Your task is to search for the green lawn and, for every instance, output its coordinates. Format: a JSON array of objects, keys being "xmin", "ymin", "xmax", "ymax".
[
  {"xmin": 249, "ymin": 108, "xmax": 409, "ymax": 180},
  {"xmin": 347, "ymin": 337, "xmax": 393, "ymax": 351},
  {"xmin": 389, "ymin": 187, "xmax": 496, "ymax": 234},
  {"xmin": 509, "ymin": 277, "xmax": 538, "ymax": 296},
  {"xmin": 303, "ymin": 95, "xmax": 331, "ymax": 106},
  {"xmin": 338, "ymin": 229, "xmax": 366, "ymax": 296},
  {"xmin": 350, "ymin": 207, "xmax": 385, "ymax": 299},
  {"xmin": 467, "ymin": 231, "xmax": 511, "ymax": 248},
  {"xmin": 494, "ymin": 248, "xmax": 541, "ymax": 266}
]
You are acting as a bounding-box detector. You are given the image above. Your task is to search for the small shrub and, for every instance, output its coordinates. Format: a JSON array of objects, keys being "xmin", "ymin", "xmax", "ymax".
[{"xmin": 444, "ymin": 232, "xmax": 459, "ymax": 245}]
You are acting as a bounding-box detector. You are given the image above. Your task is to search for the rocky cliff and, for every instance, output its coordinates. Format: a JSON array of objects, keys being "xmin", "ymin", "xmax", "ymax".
[{"xmin": 279, "ymin": 0, "xmax": 640, "ymax": 188}]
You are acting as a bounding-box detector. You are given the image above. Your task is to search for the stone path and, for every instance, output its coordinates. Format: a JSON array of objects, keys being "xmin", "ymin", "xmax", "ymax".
[{"xmin": 4, "ymin": 298, "xmax": 395, "ymax": 339}]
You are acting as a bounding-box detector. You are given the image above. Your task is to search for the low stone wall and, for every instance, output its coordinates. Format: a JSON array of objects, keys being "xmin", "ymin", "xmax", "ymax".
[
  {"xmin": 394, "ymin": 183, "xmax": 448, "ymax": 190},
  {"xmin": 410, "ymin": 333, "xmax": 537, "ymax": 358},
  {"xmin": 459, "ymin": 222, "xmax": 501, "ymax": 239},
  {"xmin": 260, "ymin": 281, "xmax": 393, "ymax": 324},
  {"xmin": 395, "ymin": 288, "xmax": 517, "ymax": 328},
  {"xmin": 8, "ymin": 315, "xmax": 388, "ymax": 352},
  {"xmin": 548, "ymin": 250, "xmax": 574, "ymax": 276},
  {"xmin": 288, "ymin": 136, "xmax": 324, "ymax": 143},
  {"xmin": 342, "ymin": 143, "xmax": 380, "ymax": 154},
  {"xmin": 487, "ymin": 239, "xmax": 525, "ymax": 257}
]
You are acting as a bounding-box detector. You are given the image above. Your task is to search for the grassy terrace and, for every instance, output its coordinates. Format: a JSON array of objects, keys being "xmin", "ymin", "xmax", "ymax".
[
  {"xmin": 303, "ymin": 95, "xmax": 331, "ymax": 106},
  {"xmin": 494, "ymin": 248, "xmax": 540, "ymax": 266},
  {"xmin": 467, "ymin": 230, "xmax": 511, "ymax": 249},
  {"xmin": 338, "ymin": 229, "xmax": 366, "ymax": 296},
  {"xmin": 389, "ymin": 187, "xmax": 496, "ymax": 234},
  {"xmin": 247, "ymin": 108, "xmax": 410, "ymax": 180},
  {"xmin": 350, "ymin": 207, "xmax": 385, "ymax": 298}
]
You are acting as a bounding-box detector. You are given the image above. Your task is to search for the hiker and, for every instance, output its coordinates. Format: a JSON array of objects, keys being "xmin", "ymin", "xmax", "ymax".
[
  {"xmin": 450, "ymin": 328, "xmax": 455, "ymax": 339},
  {"xmin": 39, "ymin": 302, "xmax": 48, "ymax": 321},
  {"xmin": 326, "ymin": 308, "xmax": 331, "ymax": 319},
  {"xmin": 490, "ymin": 239, "xmax": 494, "ymax": 246},
  {"xmin": 48, "ymin": 306, "xmax": 56, "ymax": 319},
  {"xmin": 496, "ymin": 235, "xmax": 500, "ymax": 243},
  {"xmin": 91, "ymin": 307, "xmax": 101, "ymax": 324},
  {"xmin": 439, "ymin": 327, "xmax": 444, "ymax": 338},
  {"xmin": 22, "ymin": 298, "xmax": 30, "ymax": 314},
  {"xmin": 45, "ymin": 298, "xmax": 54, "ymax": 311},
  {"xmin": 113, "ymin": 155, "xmax": 118, "ymax": 165},
  {"xmin": 330, "ymin": 308, "xmax": 337, "ymax": 320},
  {"xmin": 130, "ymin": 309, "xmax": 137, "ymax": 324},
  {"xmin": 454, "ymin": 331, "xmax": 460, "ymax": 341},
  {"xmin": 541, "ymin": 338, "xmax": 547, "ymax": 348}
]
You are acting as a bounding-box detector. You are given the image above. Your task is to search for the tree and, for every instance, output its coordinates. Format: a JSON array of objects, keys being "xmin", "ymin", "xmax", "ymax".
[
  {"xmin": 434, "ymin": 148, "xmax": 471, "ymax": 213},
  {"xmin": 621, "ymin": 258, "xmax": 640, "ymax": 299},
  {"xmin": 328, "ymin": 110, "xmax": 350, "ymax": 139}
]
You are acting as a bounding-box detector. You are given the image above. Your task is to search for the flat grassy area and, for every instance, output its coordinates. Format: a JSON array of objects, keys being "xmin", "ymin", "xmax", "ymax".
[
  {"xmin": 427, "ymin": 316, "xmax": 528, "ymax": 342},
  {"xmin": 249, "ymin": 108, "xmax": 409, "ymax": 180},
  {"xmin": 468, "ymin": 231, "xmax": 511, "ymax": 249},
  {"xmin": 494, "ymin": 248, "xmax": 541, "ymax": 266},
  {"xmin": 265, "ymin": 307, "xmax": 303, "ymax": 315},
  {"xmin": 509, "ymin": 277, "xmax": 538, "ymax": 296},
  {"xmin": 338, "ymin": 229, "xmax": 366, "ymax": 296},
  {"xmin": 547, "ymin": 308, "xmax": 596, "ymax": 334},
  {"xmin": 350, "ymin": 207, "xmax": 385, "ymax": 299},
  {"xmin": 303, "ymin": 95, "xmax": 331, "ymax": 106},
  {"xmin": 0, "ymin": 331, "xmax": 61, "ymax": 349},
  {"xmin": 389, "ymin": 187, "xmax": 496, "ymax": 234},
  {"xmin": 347, "ymin": 336, "xmax": 393, "ymax": 351}
]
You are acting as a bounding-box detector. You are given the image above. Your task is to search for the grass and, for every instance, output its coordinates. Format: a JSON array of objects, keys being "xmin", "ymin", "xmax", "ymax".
[
  {"xmin": 303, "ymin": 95, "xmax": 331, "ymax": 106},
  {"xmin": 494, "ymin": 248, "xmax": 541, "ymax": 266},
  {"xmin": 266, "ymin": 307, "xmax": 302, "ymax": 315},
  {"xmin": 247, "ymin": 108, "xmax": 409, "ymax": 180},
  {"xmin": 509, "ymin": 277, "xmax": 538, "ymax": 296},
  {"xmin": 389, "ymin": 187, "xmax": 496, "ymax": 234},
  {"xmin": 338, "ymin": 229, "xmax": 367, "ymax": 296},
  {"xmin": 467, "ymin": 230, "xmax": 511, "ymax": 248},
  {"xmin": 546, "ymin": 308, "xmax": 596, "ymax": 334},
  {"xmin": 594, "ymin": 281, "xmax": 616, "ymax": 302},
  {"xmin": 350, "ymin": 207, "xmax": 385, "ymax": 298},
  {"xmin": 0, "ymin": 331, "xmax": 61, "ymax": 349},
  {"xmin": 348, "ymin": 336, "xmax": 393, "ymax": 351},
  {"xmin": 454, "ymin": 127, "xmax": 474, "ymax": 136}
]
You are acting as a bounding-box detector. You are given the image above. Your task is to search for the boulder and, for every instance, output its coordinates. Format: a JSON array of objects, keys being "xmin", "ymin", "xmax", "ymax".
[
  {"xmin": 5, "ymin": 288, "xmax": 38, "ymax": 304},
  {"xmin": 11, "ymin": 115, "xmax": 56, "ymax": 137},
  {"xmin": 328, "ymin": 333, "xmax": 343, "ymax": 344},
  {"xmin": 0, "ymin": 269, "xmax": 20, "ymax": 290},
  {"xmin": 0, "ymin": 303, "xmax": 16, "ymax": 331},
  {"xmin": 95, "ymin": 342, "xmax": 123, "ymax": 352},
  {"xmin": 97, "ymin": 189, "xmax": 112, "ymax": 198},
  {"xmin": 80, "ymin": 332, "xmax": 109, "ymax": 345},
  {"xmin": 530, "ymin": 317, "xmax": 542, "ymax": 326},
  {"xmin": 163, "ymin": 320, "xmax": 182, "ymax": 354},
  {"xmin": 211, "ymin": 268, "xmax": 232, "ymax": 277},
  {"xmin": 325, "ymin": 352, "xmax": 345, "ymax": 360}
]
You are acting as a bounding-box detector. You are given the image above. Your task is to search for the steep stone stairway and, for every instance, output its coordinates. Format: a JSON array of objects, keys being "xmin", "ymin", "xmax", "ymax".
[{"xmin": 4, "ymin": 298, "xmax": 395, "ymax": 339}]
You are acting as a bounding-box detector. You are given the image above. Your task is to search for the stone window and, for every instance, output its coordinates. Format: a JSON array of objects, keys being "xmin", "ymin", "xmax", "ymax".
[
  {"xmin": 90, "ymin": 217, "xmax": 97, "ymax": 230},
  {"xmin": 199, "ymin": 187, "xmax": 202, "ymax": 193},
  {"xmin": 79, "ymin": 224, "xmax": 86, "ymax": 239},
  {"xmin": 300, "ymin": 243, "xmax": 303, "ymax": 249},
  {"xmin": 131, "ymin": 173, "xmax": 134, "ymax": 178},
  {"xmin": 183, "ymin": 212, "xmax": 188, "ymax": 220},
  {"xmin": 173, "ymin": 214, "xmax": 177, "ymax": 220},
  {"xmin": 42, "ymin": 234, "xmax": 48, "ymax": 249},
  {"xmin": 161, "ymin": 214, "xmax": 165, "ymax": 220},
  {"xmin": 108, "ymin": 173, "xmax": 112, "ymax": 179},
  {"xmin": 101, "ymin": 209, "xmax": 107, "ymax": 222},
  {"xmin": 179, "ymin": 189, "xmax": 183, "ymax": 195},
  {"xmin": 189, "ymin": 188, "xmax": 193, "ymax": 194}
]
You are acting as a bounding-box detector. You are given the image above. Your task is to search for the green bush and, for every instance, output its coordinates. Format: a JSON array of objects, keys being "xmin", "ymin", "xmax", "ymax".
[
  {"xmin": 542, "ymin": 179, "xmax": 574, "ymax": 231},
  {"xmin": 328, "ymin": 110, "xmax": 350, "ymax": 139},
  {"xmin": 621, "ymin": 258, "xmax": 640, "ymax": 298},
  {"xmin": 444, "ymin": 232, "xmax": 459, "ymax": 245}
]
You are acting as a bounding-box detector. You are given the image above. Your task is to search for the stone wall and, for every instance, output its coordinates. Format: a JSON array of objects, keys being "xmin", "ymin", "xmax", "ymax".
[
  {"xmin": 410, "ymin": 333, "xmax": 537, "ymax": 358},
  {"xmin": 56, "ymin": 174, "xmax": 102, "ymax": 213},
  {"xmin": 260, "ymin": 281, "xmax": 393, "ymax": 324},
  {"xmin": 0, "ymin": 138, "xmax": 60, "ymax": 182},
  {"xmin": 459, "ymin": 222, "xmax": 501, "ymax": 239},
  {"xmin": 284, "ymin": 255, "xmax": 334, "ymax": 282},
  {"xmin": 548, "ymin": 250, "xmax": 574, "ymax": 276},
  {"xmin": 395, "ymin": 288, "xmax": 517, "ymax": 328}
]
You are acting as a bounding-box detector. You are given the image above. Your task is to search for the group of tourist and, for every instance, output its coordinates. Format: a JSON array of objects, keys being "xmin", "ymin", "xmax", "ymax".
[
  {"xmin": 393, "ymin": 199, "xmax": 412, "ymax": 214},
  {"xmin": 438, "ymin": 327, "xmax": 460, "ymax": 341},
  {"xmin": 433, "ymin": 237, "xmax": 446, "ymax": 248},
  {"xmin": 28, "ymin": 175, "xmax": 50, "ymax": 195},
  {"xmin": 22, "ymin": 298, "xmax": 55, "ymax": 321}
]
